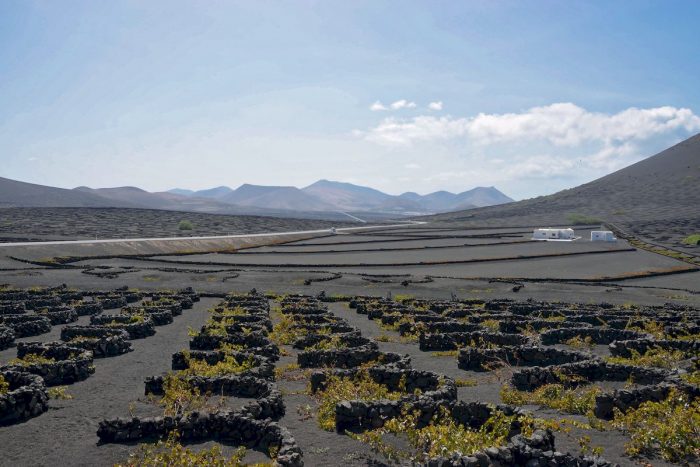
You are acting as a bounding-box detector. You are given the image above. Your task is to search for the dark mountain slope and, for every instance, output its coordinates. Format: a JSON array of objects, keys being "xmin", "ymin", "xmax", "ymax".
[
  {"xmin": 302, "ymin": 179, "xmax": 393, "ymax": 210},
  {"xmin": 428, "ymin": 134, "xmax": 700, "ymax": 249},
  {"xmin": 220, "ymin": 184, "xmax": 336, "ymax": 211},
  {"xmin": 0, "ymin": 177, "xmax": 135, "ymax": 208}
]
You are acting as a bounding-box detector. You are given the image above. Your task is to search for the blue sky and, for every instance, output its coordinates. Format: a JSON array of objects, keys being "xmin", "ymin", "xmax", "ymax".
[{"xmin": 1, "ymin": 1, "xmax": 699, "ymax": 200}]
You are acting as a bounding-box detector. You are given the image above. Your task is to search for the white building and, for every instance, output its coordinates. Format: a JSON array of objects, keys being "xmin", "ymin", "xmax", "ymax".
[
  {"xmin": 590, "ymin": 230, "xmax": 616, "ymax": 242},
  {"xmin": 532, "ymin": 228, "xmax": 576, "ymax": 241}
]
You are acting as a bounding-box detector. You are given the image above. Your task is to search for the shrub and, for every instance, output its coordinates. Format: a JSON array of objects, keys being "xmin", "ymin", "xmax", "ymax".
[
  {"xmin": 178, "ymin": 220, "xmax": 194, "ymax": 231},
  {"xmin": 217, "ymin": 306, "xmax": 248, "ymax": 317},
  {"xmin": 117, "ymin": 432, "xmax": 250, "ymax": 467},
  {"xmin": 157, "ymin": 374, "xmax": 207, "ymax": 417},
  {"xmin": 351, "ymin": 407, "xmax": 516, "ymax": 463},
  {"xmin": 314, "ymin": 370, "xmax": 405, "ymax": 431},
  {"xmin": 269, "ymin": 314, "xmax": 298, "ymax": 345},
  {"xmin": 181, "ymin": 353, "xmax": 256, "ymax": 377},
  {"xmin": 480, "ymin": 319, "xmax": 500, "ymax": 332},
  {"xmin": 564, "ymin": 335, "xmax": 594, "ymax": 350},
  {"xmin": 681, "ymin": 371, "xmax": 700, "ymax": 385},
  {"xmin": 612, "ymin": 390, "xmax": 700, "ymax": 462},
  {"xmin": 455, "ymin": 378, "xmax": 478, "ymax": 387},
  {"xmin": 0, "ymin": 375, "xmax": 8, "ymax": 394},
  {"xmin": 48, "ymin": 386, "xmax": 73, "ymax": 400},
  {"xmin": 606, "ymin": 348, "xmax": 688, "ymax": 369},
  {"xmin": 627, "ymin": 320, "xmax": 666, "ymax": 339},
  {"xmin": 308, "ymin": 335, "xmax": 349, "ymax": 351},
  {"xmin": 500, "ymin": 383, "xmax": 601, "ymax": 415},
  {"xmin": 681, "ymin": 234, "xmax": 700, "ymax": 246},
  {"xmin": 9, "ymin": 354, "xmax": 56, "ymax": 366}
]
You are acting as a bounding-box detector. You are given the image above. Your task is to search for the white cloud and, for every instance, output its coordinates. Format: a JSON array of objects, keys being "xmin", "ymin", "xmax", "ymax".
[
  {"xmin": 428, "ymin": 101, "xmax": 443, "ymax": 111},
  {"xmin": 389, "ymin": 99, "xmax": 417, "ymax": 110},
  {"xmin": 370, "ymin": 101, "xmax": 388, "ymax": 111},
  {"xmin": 404, "ymin": 162, "xmax": 421, "ymax": 170},
  {"xmin": 355, "ymin": 102, "xmax": 700, "ymax": 196},
  {"xmin": 363, "ymin": 103, "xmax": 700, "ymax": 147},
  {"xmin": 370, "ymin": 99, "xmax": 418, "ymax": 112}
]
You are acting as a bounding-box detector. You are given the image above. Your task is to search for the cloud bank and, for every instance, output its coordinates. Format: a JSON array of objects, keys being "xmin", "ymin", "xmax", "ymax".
[
  {"xmin": 364, "ymin": 103, "xmax": 700, "ymax": 146},
  {"xmin": 355, "ymin": 102, "xmax": 700, "ymax": 196}
]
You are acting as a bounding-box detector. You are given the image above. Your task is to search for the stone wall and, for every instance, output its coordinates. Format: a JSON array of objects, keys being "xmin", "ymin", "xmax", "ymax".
[
  {"xmin": 511, "ymin": 360, "xmax": 672, "ymax": 391},
  {"xmin": 0, "ymin": 325, "xmax": 15, "ymax": 350},
  {"xmin": 540, "ymin": 328, "xmax": 647, "ymax": 345},
  {"xmin": 458, "ymin": 345, "xmax": 594, "ymax": 372},
  {"xmin": 608, "ymin": 338, "xmax": 700, "ymax": 358},
  {"xmin": 3, "ymin": 342, "xmax": 94, "ymax": 386},
  {"xmin": 97, "ymin": 411, "xmax": 302, "ymax": 467},
  {"xmin": 419, "ymin": 331, "xmax": 530, "ymax": 351},
  {"xmin": 594, "ymin": 380, "xmax": 700, "ymax": 419},
  {"xmin": 0, "ymin": 314, "xmax": 52, "ymax": 338},
  {"xmin": 297, "ymin": 344, "xmax": 403, "ymax": 369},
  {"xmin": 90, "ymin": 315, "xmax": 156, "ymax": 339},
  {"xmin": 0, "ymin": 370, "xmax": 49, "ymax": 426}
]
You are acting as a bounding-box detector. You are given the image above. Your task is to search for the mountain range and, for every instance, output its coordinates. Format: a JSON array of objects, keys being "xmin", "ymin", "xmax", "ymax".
[
  {"xmin": 0, "ymin": 177, "xmax": 513, "ymax": 220},
  {"xmin": 167, "ymin": 180, "xmax": 512, "ymax": 214}
]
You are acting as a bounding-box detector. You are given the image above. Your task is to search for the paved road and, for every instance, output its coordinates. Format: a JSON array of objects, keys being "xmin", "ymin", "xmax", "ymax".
[{"xmin": 0, "ymin": 222, "xmax": 424, "ymax": 248}]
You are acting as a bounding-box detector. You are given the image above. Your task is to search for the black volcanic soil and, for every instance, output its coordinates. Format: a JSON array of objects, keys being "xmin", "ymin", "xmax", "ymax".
[
  {"xmin": 0, "ymin": 224, "xmax": 698, "ymax": 466},
  {"xmin": 0, "ymin": 207, "xmax": 357, "ymax": 242}
]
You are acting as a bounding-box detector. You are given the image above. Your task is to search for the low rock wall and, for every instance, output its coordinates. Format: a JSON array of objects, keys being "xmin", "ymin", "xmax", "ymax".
[
  {"xmin": 0, "ymin": 325, "xmax": 15, "ymax": 350},
  {"xmin": 297, "ymin": 345, "xmax": 402, "ymax": 369},
  {"xmin": 594, "ymin": 381, "xmax": 700, "ymax": 419},
  {"xmin": 540, "ymin": 328, "xmax": 646, "ymax": 345},
  {"xmin": 419, "ymin": 331, "xmax": 530, "ymax": 351},
  {"xmin": 511, "ymin": 360, "xmax": 671, "ymax": 390},
  {"xmin": 608, "ymin": 338, "xmax": 700, "ymax": 358},
  {"xmin": 0, "ymin": 370, "xmax": 49, "ymax": 426},
  {"xmin": 458, "ymin": 346, "xmax": 594, "ymax": 372},
  {"xmin": 0, "ymin": 314, "xmax": 52, "ymax": 338},
  {"xmin": 97, "ymin": 411, "xmax": 302, "ymax": 467}
]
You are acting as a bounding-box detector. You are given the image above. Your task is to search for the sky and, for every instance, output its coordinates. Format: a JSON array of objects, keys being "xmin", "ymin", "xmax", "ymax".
[{"xmin": 1, "ymin": 0, "xmax": 700, "ymax": 200}]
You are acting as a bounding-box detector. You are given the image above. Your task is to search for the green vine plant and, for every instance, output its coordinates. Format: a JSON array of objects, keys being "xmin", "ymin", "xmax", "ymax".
[
  {"xmin": 179, "ymin": 352, "xmax": 257, "ymax": 377},
  {"xmin": 350, "ymin": 407, "xmax": 516, "ymax": 463},
  {"xmin": 9, "ymin": 354, "xmax": 55, "ymax": 366},
  {"xmin": 155, "ymin": 374, "xmax": 209, "ymax": 417},
  {"xmin": 500, "ymin": 383, "xmax": 601, "ymax": 416},
  {"xmin": 564, "ymin": 335, "xmax": 595, "ymax": 350},
  {"xmin": 611, "ymin": 389, "xmax": 700, "ymax": 463},
  {"xmin": 605, "ymin": 347, "xmax": 689, "ymax": 369},
  {"xmin": 116, "ymin": 431, "xmax": 270, "ymax": 467},
  {"xmin": 314, "ymin": 370, "xmax": 409, "ymax": 432},
  {"xmin": 0, "ymin": 375, "xmax": 9, "ymax": 394},
  {"xmin": 48, "ymin": 386, "xmax": 73, "ymax": 400}
]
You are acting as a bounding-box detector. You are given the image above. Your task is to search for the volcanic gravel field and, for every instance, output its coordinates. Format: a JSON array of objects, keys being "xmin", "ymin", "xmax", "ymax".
[{"xmin": 0, "ymin": 223, "xmax": 698, "ymax": 467}]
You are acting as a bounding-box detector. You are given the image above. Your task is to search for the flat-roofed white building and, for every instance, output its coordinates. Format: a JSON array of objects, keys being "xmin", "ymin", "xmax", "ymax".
[
  {"xmin": 532, "ymin": 228, "xmax": 576, "ymax": 241},
  {"xmin": 590, "ymin": 230, "xmax": 616, "ymax": 242}
]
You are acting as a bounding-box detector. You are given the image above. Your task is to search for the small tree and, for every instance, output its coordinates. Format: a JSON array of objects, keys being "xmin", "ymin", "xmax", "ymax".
[{"xmin": 178, "ymin": 220, "xmax": 194, "ymax": 231}]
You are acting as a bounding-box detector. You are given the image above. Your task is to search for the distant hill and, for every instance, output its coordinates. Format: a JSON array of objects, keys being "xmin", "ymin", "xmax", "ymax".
[
  {"xmin": 167, "ymin": 180, "xmax": 513, "ymax": 215},
  {"xmin": 302, "ymin": 179, "xmax": 395, "ymax": 210},
  {"xmin": 75, "ymin": 186, "xmax": 241, "ymax": 213},
  {"xmin": 0, "ymin": 177, "xmax": 134, "ymax": 208},
  {"xmin": 401, "ymin": 186, "xmax": 512, "ymax": 212},
  {"xmin": 0, "ymin": 175, "xmax": 513, "ymax": 220},
  {"xmin": 219, "ymin": 184, "xmax": 336, "ymax": 211},
  {"xmin": 428, "ymin": 133, "xmax": 700, "ymax": 247}
]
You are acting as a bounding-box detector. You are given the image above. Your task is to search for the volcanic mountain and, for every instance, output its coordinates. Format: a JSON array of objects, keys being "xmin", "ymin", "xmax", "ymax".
[
  {"xmin": 428, "ymin": 133, "xmax": 700, "ymax": 248},
  {"xmin": 0, "ymin": 177, "xmax": 134, "ymax": 208}
]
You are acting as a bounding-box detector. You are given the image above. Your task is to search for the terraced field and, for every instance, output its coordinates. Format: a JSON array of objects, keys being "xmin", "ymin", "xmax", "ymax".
[
  {"xmin": 0, "ymin": 223, "xmax": 698, "ymax": 466},
  {"xmin": 0, "ymin": 285, "xmax": 698, "ymax": 466}
]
